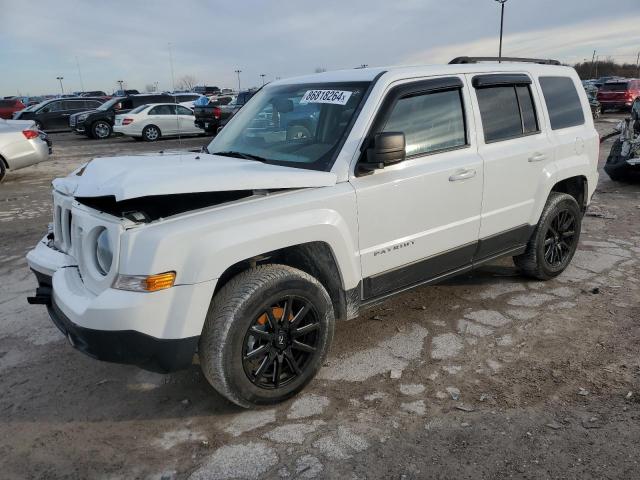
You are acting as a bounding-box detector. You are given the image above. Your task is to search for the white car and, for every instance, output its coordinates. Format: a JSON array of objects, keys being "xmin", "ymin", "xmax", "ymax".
[
  {"xmin": 27, "ymin": 58, "xmax": 598, "ymax": 407},
  {"xmin": 113, "ymin": 103, "xmax": 204, "ymax": 141},
  {"xmin": 0, "ymin": 119, "xmax": 51, "ymax": 182}
]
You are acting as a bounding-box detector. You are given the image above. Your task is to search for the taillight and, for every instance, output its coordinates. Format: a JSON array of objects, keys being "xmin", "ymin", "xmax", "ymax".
[
  {"xmin": 122, "ymin": 118, "xmax": 134, "ymax": 125},
  {"xmin": 22, "ymin": 130, "xmax": 39, "ymax": 139},
  {"xmin": 625, "ymin": 92, "xmax": 634, "ymax": 100},
  {"xmin": 213, "ymin": 107, "xmax": 221, "ymax": 120}
]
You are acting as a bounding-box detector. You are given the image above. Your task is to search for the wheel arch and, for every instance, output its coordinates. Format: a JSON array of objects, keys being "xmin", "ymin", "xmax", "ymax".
[
  {"xmin": 531, "ymin": 174, "xmax": 588, "ymax": 226},
  {"xmin": 213, "ymin": 241, "xmax": 357, "ymax": 322}
]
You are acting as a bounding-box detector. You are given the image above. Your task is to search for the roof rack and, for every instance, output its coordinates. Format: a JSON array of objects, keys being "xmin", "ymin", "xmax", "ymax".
[{"xmin": 449, "ymin": 56, "xmax": 561, "ymax": 66}]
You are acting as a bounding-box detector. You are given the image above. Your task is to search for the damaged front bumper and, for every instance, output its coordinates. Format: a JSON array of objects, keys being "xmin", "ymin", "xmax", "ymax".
[{"xmin": 26, "ymin": 234, "xmax": 213, "ymax": 373}]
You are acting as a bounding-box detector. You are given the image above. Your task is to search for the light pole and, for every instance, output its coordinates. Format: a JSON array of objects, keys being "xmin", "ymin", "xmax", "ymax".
[
  {"xmin": 260, "ymin": 73, "xmax": 266, "ymax": 86},
  {"xmin": 154, "ymin": 81, "xmax": 159, "ymax": 92},
  {"xmin": 117, "ymin": 80, "xmax": 124, "ymax": 92},
  {"xmin": 495, "ymin": 0, "xmax": 508, "ymax": 62},
  {"xmin": 234, "ymin": 69, "xmax": 242, "ymax": 92},
  {"xmin": 56, "ymin": 76, "xmax": 64, "ymax": 95}
]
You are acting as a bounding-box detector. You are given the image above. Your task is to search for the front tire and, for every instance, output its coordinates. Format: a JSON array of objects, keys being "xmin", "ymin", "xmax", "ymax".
[
  {"xmin": 0, "ymin": 159, "xmax": 6, "ymax": 183},
  {"xmin": 92, "ymin": 121, "xmax": 112, "ymax": 139},
  {"xmin": 199, "ymin": 265, "xmax": 334, "ymax": 408},
  {"xmin": 514, "ymin": 193, "xmax": 582, "ymax": 280}
]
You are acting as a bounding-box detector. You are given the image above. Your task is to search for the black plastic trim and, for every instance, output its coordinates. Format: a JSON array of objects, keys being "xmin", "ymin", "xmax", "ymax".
[
  {"xmin": 474, "ymin": 224, "xmax": 533, "ymax": 262},
  {"xmin": 363, "ymin": 242, "xmax": 476, "ymax": 299},
  {"xmin": 472, "ymin": 74, "xmax": 532, "ymax": 88},
  {"xmin": 361, "ymin": 224, "xmax": 535, "ymax": 302},
  {"xmin": 450, "ymin": 56, "xmax": 561, "ymax": 66}
]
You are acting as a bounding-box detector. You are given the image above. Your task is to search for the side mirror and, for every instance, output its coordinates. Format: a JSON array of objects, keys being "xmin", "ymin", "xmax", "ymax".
[{"xmin": 359, "ymin": 132, "xmax": 405, "ymax": 174}]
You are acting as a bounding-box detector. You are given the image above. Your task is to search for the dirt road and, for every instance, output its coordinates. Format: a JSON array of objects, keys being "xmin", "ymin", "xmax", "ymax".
[{"xmin": 1, "ymin": 121, "xmax": 639, "ymax": 479}]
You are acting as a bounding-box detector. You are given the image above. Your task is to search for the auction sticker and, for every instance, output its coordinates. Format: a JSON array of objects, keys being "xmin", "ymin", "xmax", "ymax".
[{"xmin": 300, "ymin": 90, "xmax": 352, "ymax": 105}]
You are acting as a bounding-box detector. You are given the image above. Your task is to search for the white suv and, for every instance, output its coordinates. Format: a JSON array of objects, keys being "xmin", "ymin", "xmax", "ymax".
[{"xmin": 27, "ymin": 58, "xmax": 599, "ymax": 407}]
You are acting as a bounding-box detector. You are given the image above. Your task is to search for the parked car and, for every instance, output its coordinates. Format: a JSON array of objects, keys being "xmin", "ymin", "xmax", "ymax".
[
  {"xmin": 16, "ymin": 96, "xmax": 43, "ymax": 107},
  {"xmin": 26, "ymin": 58, "xmax": 598, "ymax": 408},
  {"xmin": 193, "ymin": 90, "xmax": 255, "ymax": 134},
  {"xmin": 597, "ymin": 79, "xmax": 640, "ymax": 112},
  {"xmin": 0, "ymin": 119, "xmax": 51, "ymax": 182},
  {"xmin": 193, "ymin": 86, "xmax": 220, "ymax": 95},
  {"xmin": 113, "ymin": 103, "xmax": 204, "ymax": 141},
  {"xmin": 604, "ymin": 98, "xmax": 640, "ymax": 181},
  {"xmin": 171, "ymin": 93, "xmax": 205, "ymax": 109},
  {"xmin": 80, "ymin": 91, "xmax": 107, "ymax": 97},
  {"xmin": 70, "ymin": 94, "xmax": 176, "ymax": 139},
  {"xmin": 12, "ymin": 97, "xmax": 106, "ymax": 131},
  {"xmin": 113, "ymin": 89, "xmax": 140, "ymax": 97},
  {"xmin": 0, "ymin": 98, "xmax": 25, "ymax": 119}
]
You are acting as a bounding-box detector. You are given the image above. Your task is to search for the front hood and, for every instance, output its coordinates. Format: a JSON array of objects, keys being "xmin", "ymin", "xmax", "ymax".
[
  {"xmin": 52, "ymin": 152, "xmax": 337, "ymax": 201},
  {"xmin": 71, "ymin": 109, "xmax": 98, "ymax": 119}
]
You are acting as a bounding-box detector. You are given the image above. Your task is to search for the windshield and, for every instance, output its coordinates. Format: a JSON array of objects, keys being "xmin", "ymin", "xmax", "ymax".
[
  {"xmin": 97, "ymin": 98, "xmax": 121, "ymax": 111},
  {"xmin": 129, "ymin": 104, "xmax": 148, "ymax": 114},
  {"xmin": 207, "ymin": 82, "xmax": 369, "ymax": 171}
]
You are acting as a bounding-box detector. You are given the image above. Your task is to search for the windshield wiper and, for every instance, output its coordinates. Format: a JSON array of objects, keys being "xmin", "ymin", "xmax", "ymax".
[{"xmin": 212, "ymin": 150, "xmax": 270, "ymax": 163}]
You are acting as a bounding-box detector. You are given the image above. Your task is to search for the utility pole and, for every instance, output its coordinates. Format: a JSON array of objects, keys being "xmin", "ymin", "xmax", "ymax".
[
  {"xmin": 234, "ymin": 69, "xmax": 242, "ymax": 92},
  {"xmin": 75, "ymin": 56, "xmax": 85, "ymax": 92},
  {"xmin": 56, "ymin": 76, "xmax": 64, "ymax": 95},
  {"xmin": 168, "ymin": 42, "xmax": 176, "ymax": 92},
  {"xmin": 589, "ymin": 50, "xmax": 596, "ymax": 79},
  {"xmin": 117, "ymin": 80, "xmax": 124, "ymax": 92},
  {"xmin": 636, "ymin": 51, "xmax": 640, "ymax": 78},
  {"xmin": 154, "ymin": 81, "xmax": 159, "ymax": 92},
  {"xmin": 495, "ymin": 0, "xmax": 508, "ymax": 62},
  {"xmin": 260, "ymin": 73, "xmax": 266, "ymax": 86}
]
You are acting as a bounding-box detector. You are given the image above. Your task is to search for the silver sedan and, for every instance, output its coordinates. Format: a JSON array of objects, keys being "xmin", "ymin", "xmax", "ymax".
[{"xmin": 0, "ymin": 119, "xmax": 51, "ymax": 182}]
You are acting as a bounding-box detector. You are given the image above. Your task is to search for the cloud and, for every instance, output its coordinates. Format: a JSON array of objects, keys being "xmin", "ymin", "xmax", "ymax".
[{"xmin": 404, "ymin": 16, "xmax": 640, "ymax": 65}]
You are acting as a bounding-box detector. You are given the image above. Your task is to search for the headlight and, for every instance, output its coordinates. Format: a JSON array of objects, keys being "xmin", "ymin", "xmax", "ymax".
[
  {"xmin": 77, "ymin": 113, "xmax": 89, "ymax": 122},
  {"xmin": 95, "ymin": 228, "xmax": 113, "ymax": 275}
]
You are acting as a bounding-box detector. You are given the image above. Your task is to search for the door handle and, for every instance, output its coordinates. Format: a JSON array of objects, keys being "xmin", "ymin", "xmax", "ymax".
[
  {"xmin": 449, "ymin": 169, "xmax": 476, "ymax": 182},
  {"xmin": 528, "ymin": 153, "xmax": 547, "ymax": 162}
]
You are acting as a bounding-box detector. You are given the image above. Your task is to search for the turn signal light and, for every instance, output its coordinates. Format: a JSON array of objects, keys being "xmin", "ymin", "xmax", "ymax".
[
  {"xmin": 122, "ymin": 118, "xmax": 134, "ymax": 125},
  {"xmin": 113, "ymin": 271, "xmax": 176, "ymax": 292},
  {"xmin": 22, "ymin": 129, "xmax": 39, "ymax": 139},
  {"xmin": 145, "ymin": 272, "xmax": 176, "ymax": 291}
]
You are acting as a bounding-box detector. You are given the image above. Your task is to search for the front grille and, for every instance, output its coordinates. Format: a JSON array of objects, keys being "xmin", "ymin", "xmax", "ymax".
[
  {"xmin": 53, "ymin": 200, "xmax": 73, "ymax": 253},
  {"xmin": 69, "ymin": 116, "xmax": 76, "ymax": 127}
]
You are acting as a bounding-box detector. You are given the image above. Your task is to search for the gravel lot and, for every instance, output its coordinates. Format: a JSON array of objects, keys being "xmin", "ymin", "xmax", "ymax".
[{"xmin": 1, "ymin": 117, "xmax": 639, "ymax": 480}]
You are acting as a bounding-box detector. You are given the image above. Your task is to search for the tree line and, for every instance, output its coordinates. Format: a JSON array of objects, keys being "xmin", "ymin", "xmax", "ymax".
[{"xmin": 572, "ymin": 59, "xmax": 640, "ymax": 80}]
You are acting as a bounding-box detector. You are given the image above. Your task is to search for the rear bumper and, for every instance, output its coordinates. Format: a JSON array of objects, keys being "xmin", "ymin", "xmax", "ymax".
[{"xmin": 599, "ymin": 100, "xmax": 633, "ymax": 109}]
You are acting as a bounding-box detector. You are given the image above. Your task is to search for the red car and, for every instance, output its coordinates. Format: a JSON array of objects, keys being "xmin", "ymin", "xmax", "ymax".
[
  {"xmin": 0, "ymin": 98, "xmax": 26, "ymax": 119},
  {"xmin": 597, "ymin": 79, "xmax": 640, "ymax": 112}
]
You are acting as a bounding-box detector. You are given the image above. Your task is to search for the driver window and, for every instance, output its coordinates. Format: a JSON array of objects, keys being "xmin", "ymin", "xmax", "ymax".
[
  {"xmin": 382, "ymin": 89, "xmax": 467, "ymax": 156},
  {"xmin": 46, "ymin": 101, "xmax": 63, "ymax": 112}
]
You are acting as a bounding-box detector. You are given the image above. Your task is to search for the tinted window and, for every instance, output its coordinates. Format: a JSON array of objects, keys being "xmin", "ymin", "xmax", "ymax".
[
  {"xmin": 44, "ymin": 101, "xmax": 63, "ymax": 112},
  {"xmin": 476, "ymin": 86, "xmax": 523, "ymax": 142},
  {"xmin": 539, "ymin": 76, "xmax": 585, "ymax": 130},
  {"xmin": 601, "ymin": 82, "xmax": 629, "ymax": 91},
  {"xmin": 176, "ymin": 105, "xmax": 193, "ymax": 115},
  {"xmin": 382, "ymin": 88, "xmax": 467, "ymax": 156},
  {"xmin": 63, "ymin": 100, "xmax": 84, "ymax": 110},
  {"xmin": 87, "ymin": 100, "xmax": 102, "ymax": 108},
  {"xmin": 0, "ymin": 100, "xmax": 17, "ymax": 107},
  {"xmin": 516, "ymin": 86, "xmax": 538, "ymax": 133},
  {"xmin": 150, "ymin": 105, "xmax": 174, "ymax": 115}
]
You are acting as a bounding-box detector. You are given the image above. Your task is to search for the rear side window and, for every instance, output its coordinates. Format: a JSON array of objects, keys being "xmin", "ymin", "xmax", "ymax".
[
  {"xmin": 539, "ymin": 76, "xmax": 585, "ymax": 130},
  {"xmin": 382, "ymin": 88, "xmax": 467, "ymax": 156},
  {"xmin": 475, "ymin": 85, "xmax": 539, "ymax": 142},
  {"xmin": 600, "ymin": 82, "xmax": 628, "ymax": 91}
]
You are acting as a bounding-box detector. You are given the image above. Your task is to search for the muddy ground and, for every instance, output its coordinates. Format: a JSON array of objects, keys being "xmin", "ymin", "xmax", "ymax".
[{"xmin": 1, "ymin": 118, "xmax": 639, "ymax": 480}]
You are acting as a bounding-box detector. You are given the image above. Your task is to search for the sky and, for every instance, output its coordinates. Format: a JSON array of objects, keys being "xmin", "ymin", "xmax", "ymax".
[{"xmin": 1, "ymin": 0, "xmax": 639, "ymax": 96}]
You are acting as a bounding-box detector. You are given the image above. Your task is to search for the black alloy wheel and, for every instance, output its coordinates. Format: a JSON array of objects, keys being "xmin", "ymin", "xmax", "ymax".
[
  {"xmin": 242, "ymin": 296, "xmax": 320, "ymax": 389},
  {"xmin": 543, "ymin": 209, "xmax": 576, "ymax": 268}
]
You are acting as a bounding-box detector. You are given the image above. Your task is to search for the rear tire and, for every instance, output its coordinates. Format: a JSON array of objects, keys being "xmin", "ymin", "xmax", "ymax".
[
  {"xmin": 199, "ymin": 264, "xmax": 334, "ymax": 408},
  {"xmin": 142, "ymin": 125, "xmax": 161, "ymax": 142},
  {"xmin": 513, "ymin": 192, "xmax": 581, "ymax": 280},
  {"xmin": 92, "ymin": 121, "xmax": 112, "ymax": 140}
]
